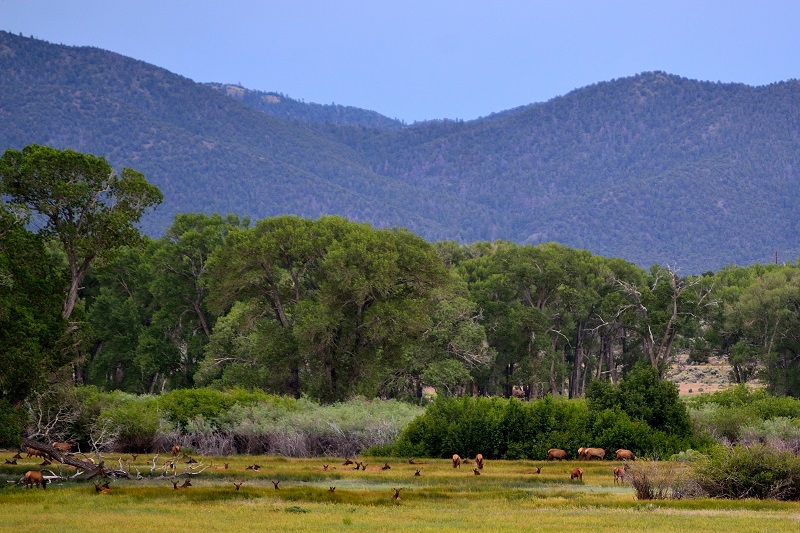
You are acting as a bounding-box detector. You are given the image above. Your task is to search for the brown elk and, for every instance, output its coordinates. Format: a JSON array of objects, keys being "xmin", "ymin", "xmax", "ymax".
[
  {"xmin": 582, "ymin": 448, "xmax": 606, "ymax": 461},
  {"xmin": 577, "ymin": 447, "xmax": 587, "ymax": 459},
  {"xmin": 615, "ymin": 449, "xmax": 636, "ymax": 461},
  {"xmin": 452, "ymin": 454, "xmax": 461, "ymax": 468},
  {"xmin": 23, "ymin": 470, "xmax": 46, "ymax": 490},
  {"xmin": 343, "ymin": 458, "xmax": 354, "ymax": 466},
  {"xmin": 25, "ymin": 447, "xmax": 48, "ymax": 459},
  {"xmin": 214, "ymin": 463, "xmax": 229, "ymax": 470},
  {"xmin": 271, "ymin": 480, "xmax": 281, "ymax": 489},
  {"xmin": 233, "ymin": 482, "xmax": 243, "ymax": 490},
  {"xmin": 172, "ymin": 479, "xmax": 192, "ymax": 490},
  {"xmin": 381, "ymin": 462, "xmax": 392, "ymax": 470},
  {"xmin": 472, "ymin": 468, "xmax": 481, "ymax": 475},
  {"xmin": 130, "ymin": 454, "xmax": 139, "ymax": 462},
  {"xmin": 613, "ymin": 466, "xmax": 625, "ymax": 484},
  {"xmin": 392, "ymin": 488, "xmax": 402, "ymax": 500},
  {"xmin": 322, "ymin": 464, "xmax": 329, "ymax": 471},
  {"xmin": 94, "ymin": 482, "xmax": 110, "ymax": 494},
  {"xmin": 51, "ymin": 441, "xmax": 72, "ymax": 453},
  {"xmin": 328, "ymin": 486, "xmax": 336, "ymax": 493},
  {"xmin": 5, "ymin": 458, "xmax": 17, "ymax": 465},
  {"xmin": 414, "ymin": 469, "xmax": 421, "ymax": 476},
  {"xmin": 570, "ymin": 467, "xmax": 584, "ymax": 481},
  {"xmin": 475, "ymin": 454, "xmax": 484, "ymax": 469},
  {"xmin": 13, "ymin": 452, "xmax": 23, "ymax": 460},
  {"xmin": 547, "ymin": 448, "xmax": 568, "ymax": 461},
  {"xmin": 171, "ymin": 445, "xmax": 181, "ymax": 457}
]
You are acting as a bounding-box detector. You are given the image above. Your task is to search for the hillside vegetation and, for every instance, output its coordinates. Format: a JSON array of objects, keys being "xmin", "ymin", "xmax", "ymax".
[{"xmin": 2, "ymin": 31, "xmax": 800, "ymax": 271}]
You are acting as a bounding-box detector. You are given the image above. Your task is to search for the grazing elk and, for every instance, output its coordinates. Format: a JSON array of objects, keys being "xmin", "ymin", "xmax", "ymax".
[
  {"xmin": 613, "ymin": 466, "xmax": 625, "ymax": 484},
  {"xmin": 475, "ymin": 454, "xmax": 484, "ymax": 470},
  {"xmin": 171, "ymin": 445, "xmax": 181, "ymax": 457},
  {"xmin": 547, "ymin": 448, "xmax": 568, "ymax": 461},
  {"xmin": 615, "ymin": 449, "xmax": 636, "ymax": 461},
  {"xmin": 23, "ymin": 470, "xmax": 46, "ymax": 489},
  {"xmin": 452, "ymin": 454, "xmax": 461, "ymax": 468},
  {"xmin": 582, "ymin": 447, "xmax": 606, "ymax": 461},
  {"xmin": 570, "ymin": 467, "xmax": 584, "ymax": 481}
]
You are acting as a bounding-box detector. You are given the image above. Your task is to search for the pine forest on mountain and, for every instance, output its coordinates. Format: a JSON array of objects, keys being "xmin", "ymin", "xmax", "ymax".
[{"xmin": 3, "ymin": 32, "xmax": 800, "ymax": 465}]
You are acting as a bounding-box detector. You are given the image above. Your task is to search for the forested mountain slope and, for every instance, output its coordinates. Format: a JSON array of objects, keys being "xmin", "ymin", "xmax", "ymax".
[{"xmin": 2, "ymin": 31, "xmax": 799, "ymax": 272}]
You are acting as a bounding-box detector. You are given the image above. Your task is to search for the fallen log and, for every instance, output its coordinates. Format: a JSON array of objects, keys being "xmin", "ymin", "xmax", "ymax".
[{"xmin": 21, "ymin": 438, "xmax": 105, "ymax": 479}]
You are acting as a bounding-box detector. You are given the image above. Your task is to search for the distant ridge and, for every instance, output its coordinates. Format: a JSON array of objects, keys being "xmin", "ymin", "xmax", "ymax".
[{"xmin": 2, "ymin": 30, "xmax": 799, "ymax": 272}]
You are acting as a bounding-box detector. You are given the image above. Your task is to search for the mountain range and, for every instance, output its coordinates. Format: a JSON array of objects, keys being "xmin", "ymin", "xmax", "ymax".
[{"xmin": 2, "ymin": 30, "xmax": 799, "ymax": 273}]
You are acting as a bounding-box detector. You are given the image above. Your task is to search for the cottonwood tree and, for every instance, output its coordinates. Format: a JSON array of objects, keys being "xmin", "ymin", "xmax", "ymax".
[{"xmin": 0, "ymin": 145, "xmax": 162, "ymax": 328}]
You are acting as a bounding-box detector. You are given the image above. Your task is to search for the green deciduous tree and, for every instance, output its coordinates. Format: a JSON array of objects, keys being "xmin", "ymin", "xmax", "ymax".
[{"xmin": 0, "ymin": 144, "xmax": 162, "ymax": 326}]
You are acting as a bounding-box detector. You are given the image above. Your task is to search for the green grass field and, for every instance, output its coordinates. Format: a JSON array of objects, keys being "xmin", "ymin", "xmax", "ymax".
[{"xmin": 2, "ymin": 454, "xmax": 799, "ymax": 532}]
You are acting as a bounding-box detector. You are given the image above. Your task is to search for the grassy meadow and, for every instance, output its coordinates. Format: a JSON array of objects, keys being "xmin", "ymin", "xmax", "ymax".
[{"xmin": 1, "ymin": 454, "xmax": 799, "ymax": 532}]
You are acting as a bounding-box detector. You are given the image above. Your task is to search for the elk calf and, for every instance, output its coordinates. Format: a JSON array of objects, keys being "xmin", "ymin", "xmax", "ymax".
[
  {"xmin": 570, "ymin": 467, "xmax": 584, "ymax": 481},
  {"xmin": 475, "ymin": 453, "xmax": 484, "ymax": 470},
  {"xmin": 613, "ymin": 466, "xmax": 625, "ymax": 484},
  {"xmin": 171, "ymin": 445, "xmax": 181, "ymax": 457},
  {"xmin": 452, "ymin": 454, "xmax": 461, "ymax": 468}
]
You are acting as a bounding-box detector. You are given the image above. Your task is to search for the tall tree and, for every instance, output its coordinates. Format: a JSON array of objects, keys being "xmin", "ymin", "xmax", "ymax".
[{"xmin": 0, "ymin": 145, "xmax": 162, "ymax": 327}]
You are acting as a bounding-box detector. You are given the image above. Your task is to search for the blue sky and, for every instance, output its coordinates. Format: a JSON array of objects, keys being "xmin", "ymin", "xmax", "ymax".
[{"xmin": 2, "ymin": 0, "xmax": 799, "ymax": 122}]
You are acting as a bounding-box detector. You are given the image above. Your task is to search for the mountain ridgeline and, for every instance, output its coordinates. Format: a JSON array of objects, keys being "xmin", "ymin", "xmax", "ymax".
[{"xmin": 2, "ymin": 31, "xmax": 799, "ymax": 272}]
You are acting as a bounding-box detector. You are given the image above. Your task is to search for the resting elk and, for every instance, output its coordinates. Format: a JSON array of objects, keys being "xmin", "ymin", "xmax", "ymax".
[
  {"xmin": 570, "ymin": 467, "xmax": 584, "ymax": 481},
  {"xmin": 452, "ymin": 454, "xmax": 461, "ymax": 468},
  {"xmin": 23, "ymin": 470, "xmax": 46, "ymax": 490},
  {"xmin": 615, "ymin": 449, "xmax": 636, "ymax": 461},
  {"xmin": 51, "ymin": 441, "xmax": 72, "ymax": 453},
  {"xmin": 547, "ymin": 448, "xmax": 568, "ymax": 461}
]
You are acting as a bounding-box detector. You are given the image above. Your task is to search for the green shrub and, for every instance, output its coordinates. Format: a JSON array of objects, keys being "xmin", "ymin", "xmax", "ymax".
[{"xmin": 694, "ymin": 444, "xmax": 800, "ymax": 500}]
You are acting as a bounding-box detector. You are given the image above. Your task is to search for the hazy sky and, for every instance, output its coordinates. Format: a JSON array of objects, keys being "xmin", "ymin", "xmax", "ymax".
[{"xmin": 2, "ymin": 0, "xmax": 799, "ymax": 122}]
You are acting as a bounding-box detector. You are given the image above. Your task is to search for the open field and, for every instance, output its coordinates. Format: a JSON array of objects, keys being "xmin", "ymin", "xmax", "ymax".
[{"xmin": 2, "ymin": 454, "xmax": 799, "ymax": 532}]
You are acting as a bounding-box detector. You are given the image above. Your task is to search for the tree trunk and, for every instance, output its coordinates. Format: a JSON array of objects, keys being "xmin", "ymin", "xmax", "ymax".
[{"xmin": 21, "ymin": 438, "xmax": 106, "ymax": 479}]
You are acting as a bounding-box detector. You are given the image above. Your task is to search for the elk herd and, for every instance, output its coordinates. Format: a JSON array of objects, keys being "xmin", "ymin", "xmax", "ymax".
[{"xmin": 6, "ymin": 439, "xmax": 636, "ymax": 496}]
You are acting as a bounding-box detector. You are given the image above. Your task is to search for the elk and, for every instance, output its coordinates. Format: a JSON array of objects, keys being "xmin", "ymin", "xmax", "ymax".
[
  {"xmin": 381, "ymin": 462, "xmax": 392, "ymax": 470},
  {"xmin": 343, "ymin": 458, "xmax": 354, "ymax": 466},
  {"xmin": 414, "ymin": 469, "xmax": 421, "ymax": 477},
  {"xmin": 214, "ymin": 463, "xmax": 229, "ymax": 470},
  {"xmin": 26, "ymin": 447, "xmax": 48, "ymax": 459},
  {"xmin": 51, "ymin": 441, "xmax": 72, "ymax": 453},
  {"xmin": 613, "ymin": 466, "xmax": 625, "ymax": 484},
  {"xmin": 185, "ymin": 456, "xmax": 198, "ymax": 464},
  {"xmin": 171, "ymin": 445, "xmax": 181, "ymax": 457},
  {"xmin": 547, "ymin": 448, "xmax": 568, "ymax": 461},
  {"xmin": 172, "ymin": 479, "xmax": 192, "ymax": 490},
  {"xmin": 130, "ymin": 454, "xmax": 139, "ymax": 462},
  {"xmin": 322, "ymin": 464, "xmax": 329, "ymax": 471},
  {"xmin": 5, "ymin": 458, "xmax": 17, "ymax": 465},
  {"xmin": 23, "ymin": 470, "xmax": 46, "ymax": 489},
  {"xmin": 582, "ymin": 447, "xmax": 606, "ymax": 461},
  {"xmin": 392, "ymin": 488, "xmax": 402, "ymax": 500},
  {"xmin": 233, "ymin": 482, "xmax": 243, "ymax": 491},
  {"xmin": 615, "ymin": 449, "xmax": 636, "ymax": 461},
  {"xmin": 328, "ymin": 487, "xmax": 336, "ymax": 493},
  {"xmin": 13, "ymin": 452, "xmax": 23, "ymax": 459},
  {"xmin": 570, "ymin": 467, "xmax": 584, "ymax": 481},
  {"xmin": 452, "ymin": 454, "xmax": 461, "ymax": 468},
  {"xmin": 475, "ymin": 454, "xmax": 484, "ymax": 469},
  {"xmin": 271, "ymin": 480, "xmax": 281, "ymax": 489},
  {"xmin": 94, "ymin": 482, "xmax": 110, "ymax": 494},
  {"xmin": 472, "ymin": 468, "xmax": 481, "ymax": 475}
]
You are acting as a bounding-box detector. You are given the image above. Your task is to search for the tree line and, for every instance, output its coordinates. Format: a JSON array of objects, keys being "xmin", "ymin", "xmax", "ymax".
[{"xmin": 3, "ymin": 145, "xmax": 800, "ymax": 445}]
